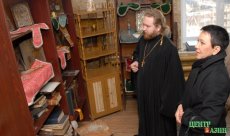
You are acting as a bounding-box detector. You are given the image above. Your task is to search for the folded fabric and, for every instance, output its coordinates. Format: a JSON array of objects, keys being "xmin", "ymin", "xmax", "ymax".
[
  {"xmin": 117, "ymin": 2, "xmax": 171, "ymax": 17},
  {"xmin": 160, "ymin": 3, "xmax": 171, "ymax": 15},
  {"xmin": 58, "ymin": 14, "xmax": 67, "ymax": 28},
  {"xmin": 117, "ymin": 2, "xmax": 140, "ymax": 16},
  {"xmin": 151, "ymin": 2, "xmax": 171, "ymax": 15},
  {"xmin": 150, "ymin": 3, "xmax": 161, "ymax": 9},
  {"xmin": 57, "ymin": 46, "xmax": 70, "ymax": 70},
  {"xmin": 21, "ymin": 59, "xmax": 54, "ymax": 106},
  {"xmin": 127, "ymin": 3, "xmax": 140, "ymax": 10},
  {"xmin": 51, "ymin": 18, "xmax": 59, "ymax": 30},
  {"xmin": 10, "ymin": 23, "xmax": 49, "ymax": 48}
]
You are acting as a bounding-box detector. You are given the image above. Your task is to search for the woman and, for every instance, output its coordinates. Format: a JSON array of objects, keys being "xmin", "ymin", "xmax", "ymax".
[{"xmin": 176, "ymin": 25, "xmax": 230, "ymax": 136}]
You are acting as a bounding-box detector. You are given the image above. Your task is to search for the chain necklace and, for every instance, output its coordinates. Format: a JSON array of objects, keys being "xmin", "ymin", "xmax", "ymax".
[{"xmin": 141, "ymin": 35, "xmax": 163, "ymax": 67}]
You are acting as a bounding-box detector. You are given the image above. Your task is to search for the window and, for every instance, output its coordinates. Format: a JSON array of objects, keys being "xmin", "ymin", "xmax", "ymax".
[{"xmin": 181, "ymin": 0, "xmax": 230, "ymax": 51}]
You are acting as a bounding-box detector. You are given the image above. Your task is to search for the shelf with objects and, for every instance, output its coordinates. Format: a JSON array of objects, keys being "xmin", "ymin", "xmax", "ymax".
[
  {"xmin": 0, "ymin": 0, "xmax": 84, "ymax": 135},
  {"xmin": 117, "ymin": 0, "xmax": 174, "ymax": 99},
  {"xmin": 48, "ymin": 0, "xmax": 89, "ymax": 122},
  {"xmin": 73, "ymin": 0, "xmax": 122, "ymax": 119}
]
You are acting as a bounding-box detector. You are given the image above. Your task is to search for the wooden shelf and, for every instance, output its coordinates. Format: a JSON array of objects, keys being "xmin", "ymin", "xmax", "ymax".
[
  {"xmin": 10, "ymin": 31, "xmax": 31, "ymax": 41},
  {"xmin": 179, "ymin": 53, "xmax": 196, "ymax": 80},
  {"xmin": 62, "ymin": 0, "xmax": 89, "ymax": 120},
  {"xmin": 62, "ymin": 70, "xmax": 80, "ymax": 88},
  {"xmin": 74, "ymin": 8, "xmax": 114, "ymax": 15},
  {"xmin": 76, "ymin": 29, "xmax": 115, "ymax": 38},
  {"xmin": 179, "ymin": 53, "xmax": 196, "ymax": 61},
  {"xmin": 75, "ymin": 0, "xmax": 121, "ymax": 120},
  {"xmin": 85, "ymin": 66, "xmax": 119, "ymax": 79},
  {"xmin": 80, "ymin": 48, "xmax": 116, "ymax": 60},
  {"xmin": 182, "ymin": 65, "xmax": 192, "ymax": 72}
]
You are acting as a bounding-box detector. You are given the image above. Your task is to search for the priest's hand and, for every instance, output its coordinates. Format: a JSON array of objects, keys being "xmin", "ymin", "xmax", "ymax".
[
  {"xmin": 175, "ymin": 104, "xmax": 184, "ymax": 124},
  {"xmin": 130, "ymin": 61, "xmax": 139, "ymax": 72}
]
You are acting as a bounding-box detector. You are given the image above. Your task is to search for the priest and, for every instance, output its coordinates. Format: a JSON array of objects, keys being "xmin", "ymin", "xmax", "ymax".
[{"xmin": 130, "ymin": 9, "xmax": 185, "ymax": 136}]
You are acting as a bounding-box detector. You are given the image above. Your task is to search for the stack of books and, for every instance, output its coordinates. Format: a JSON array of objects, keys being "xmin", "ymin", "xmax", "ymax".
[
  {"xmin": 30, "ymin": 94, "xmax": 48, "ymax": 119},
  {"xmin": 46, "ymin": 91, "xmax": 62, "ymax": 106},
  {"xmin": 39, "ymin": 107, "xmax": 73, "ymax": 136},
  {"xmin": 39, "ymin": 82, "xmax": 61, "ymax": 106}
]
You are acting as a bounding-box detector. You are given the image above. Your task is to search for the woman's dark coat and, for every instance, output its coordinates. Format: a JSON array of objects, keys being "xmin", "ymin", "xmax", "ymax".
[{"xmin": 179, "ymin": 52, "xmax": 230, "ymax": 136}]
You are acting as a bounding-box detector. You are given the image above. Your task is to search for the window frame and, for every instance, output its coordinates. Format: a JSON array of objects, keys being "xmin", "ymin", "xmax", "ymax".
[{"xmin": 180, "ymin": 0, "xmax": 228, "ymax": 51}]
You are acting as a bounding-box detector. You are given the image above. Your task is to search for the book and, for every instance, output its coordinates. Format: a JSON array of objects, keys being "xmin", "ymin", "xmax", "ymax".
[
  {"xmin": 42, "ymin": 115, "xmax": 69, "ymax": 129},
  {"xmin": 45, "ymin": 107, "xmax": 64, "ymax": 124},
  {"xmin": 65, "ymin": 88, "xmax": 75, "ymax": 115},
  {"xmin": 47, "ymin": 91, "xmax": 62, "ymax": 106},
  {"xmin": 41, "ymin": 115, "xmax": 71, "ymax": 136},
  {"xmin": 40, "ymin": 82, "xmax": 60, "ymax": 93},
  {"xmin": 38, "ymin": 128, "xmax": 54, "ymax": 136},
  {"xmin": 33, "ymin": 94, "xmax": 45, "ymax": 104},
  {"xmin": 62, "ymin": 70, "xmax": 79, "ymax": 77},
  {"xmin": 30, "ymin": 103, "xmax": 48, "ymax": 119},
  {"xmin": 33, "ymin": 95, "xmax": 47, "ymax": 108},
  {"xmin": 52, "ymin": 121, "xmax": 70, "ymax": 135},
  {"xmin": 33, "ymin": 108, "xmax": 48, "ymax": 119}
]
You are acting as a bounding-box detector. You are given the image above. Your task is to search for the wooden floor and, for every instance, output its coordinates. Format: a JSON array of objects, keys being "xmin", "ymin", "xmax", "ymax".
[
  {"xmin": 78, "ymin": 96, "xmax": 138, "ymax": 136},
  {"xmin": 100, "ymin": 96, "xmax": 138, "ymax": 136},
  {"xmin": 79, "ymin": 97, "xmax": 230, "ymax": 136}
]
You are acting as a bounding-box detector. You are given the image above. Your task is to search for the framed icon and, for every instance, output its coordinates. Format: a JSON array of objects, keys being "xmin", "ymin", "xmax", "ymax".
[
  {"xmin": 136, "ymin": 9, "xmax": 147, "ymax": 33},
  {"xmin": 11, "ymin": 2, "xmax": 34, "ymax": 28}
]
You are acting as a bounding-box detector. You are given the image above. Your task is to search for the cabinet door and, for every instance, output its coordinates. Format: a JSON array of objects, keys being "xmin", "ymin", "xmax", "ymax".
[
  {"xmin": 87, "ymin": 72, "xmax": 122, "ymax": 119},
  {"xmin": 104, "ymin": 73, "xmax": 122, "ymax": 113},
  {"xmin": 87, "ymin": 78, "xmax": 108, "ymax": 119}
]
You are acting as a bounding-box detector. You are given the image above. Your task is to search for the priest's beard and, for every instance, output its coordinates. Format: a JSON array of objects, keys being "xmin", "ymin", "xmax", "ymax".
[{"xmin": 143, "ymin": 31, "xmax": 158, "ymax": 40}]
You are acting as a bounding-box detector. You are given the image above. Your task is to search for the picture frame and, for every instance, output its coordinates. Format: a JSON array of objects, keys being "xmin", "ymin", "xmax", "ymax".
[
  {"xmin": 136, "ymin": 9, "xmax": 147, "ymax": 33},
  {"xmin": 11, "ymin": 2, "xmax": 34, "ymax": 28},
  {"xmin": 19, "ymin": 38, "xmax": 46, "ymax": 70}
]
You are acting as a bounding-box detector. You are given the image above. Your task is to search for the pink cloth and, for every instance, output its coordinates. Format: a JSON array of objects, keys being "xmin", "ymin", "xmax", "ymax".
[
  {"xmin": 21, "ymin": 59, "xmax": 54, "ymax": 106},
  {"xmin": 57, "ymin": 46, "xmax": 70, "ymax": 69},
  {"xmin": 10, "ymin": 23, "xmax": 49, "ymax": 48}
]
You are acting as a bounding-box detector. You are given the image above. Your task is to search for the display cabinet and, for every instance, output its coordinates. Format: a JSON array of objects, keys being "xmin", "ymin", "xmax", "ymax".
[
  {"xmin": 74, "ymin": 0, "xmax": 122, "ymax": 119},
  {"xmin": 0, "ymin": 0, "xmax": 87, "ymax": 135},
  {"xmin": 48, "ymin": 0, "xmax": 89, "ymax": 121}
]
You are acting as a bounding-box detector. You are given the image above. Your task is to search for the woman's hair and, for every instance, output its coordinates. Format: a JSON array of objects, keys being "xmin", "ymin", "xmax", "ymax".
[
  {"xmin": 201, "ymin": 25, "xmax": 229, "ymax": 51},
  {"xmin": 144, "ymin": 8, "xmax": 171, "ymax": 36}
]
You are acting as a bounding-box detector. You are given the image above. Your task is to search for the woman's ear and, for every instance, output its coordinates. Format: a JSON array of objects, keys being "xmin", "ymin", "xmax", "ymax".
[{"xmin": 212, "ymin": 46, "xmax": 221, "ymax": 55}]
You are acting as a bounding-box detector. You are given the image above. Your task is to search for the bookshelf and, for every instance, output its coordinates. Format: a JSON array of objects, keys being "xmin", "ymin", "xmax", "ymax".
[
  {"xmin": 74, "ymin": 0, "xmax": 122, "ymax": 119},
  {"xmin": 61, "ymin": 0, "xmax": 90, "ymax": 120},
  {"xmin": 0, "ymin": 0, "xmax": 87, "ymax": 135}
]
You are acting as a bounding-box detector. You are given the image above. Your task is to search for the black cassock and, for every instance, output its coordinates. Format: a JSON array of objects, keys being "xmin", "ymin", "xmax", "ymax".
[{"xmin": 133, "ymin": 35, "xmax": 185, "ymax": 136}]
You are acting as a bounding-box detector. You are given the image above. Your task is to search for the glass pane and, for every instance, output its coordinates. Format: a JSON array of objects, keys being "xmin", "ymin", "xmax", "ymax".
[
  {"xmin": 224, "ymin": 3, "xmax": 230, "ymax": 33},
  {"xmin": 185, "ymin": 0, "xmax": 216, "ymax": 37}
]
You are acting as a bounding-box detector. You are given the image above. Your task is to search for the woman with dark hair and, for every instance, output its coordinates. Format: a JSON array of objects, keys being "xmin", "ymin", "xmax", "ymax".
[{"xmin": 176, "ymin": 25, "xmax": 230, "ymax": 136}]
